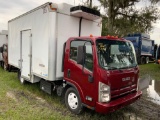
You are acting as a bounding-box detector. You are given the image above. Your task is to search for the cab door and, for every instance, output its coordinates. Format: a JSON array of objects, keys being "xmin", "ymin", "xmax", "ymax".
[{"xmin": 65, "ymin": 40, "xmax": 96, "ymax": 107}]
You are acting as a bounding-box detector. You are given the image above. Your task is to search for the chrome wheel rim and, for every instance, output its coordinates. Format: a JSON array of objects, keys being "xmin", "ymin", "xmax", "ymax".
[{"xmin": 68, "ymin": 92, "xmax": 78, "ymax": 109}]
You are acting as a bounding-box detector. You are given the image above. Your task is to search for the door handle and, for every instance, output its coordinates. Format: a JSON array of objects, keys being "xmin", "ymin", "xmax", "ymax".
[
  {"xmin": 88, "ymin": 74, "xmax": 94, "ymax": 83},
  {"xmin": 67, "ymin": 69, "xmax": 70, "ymax": 78}
]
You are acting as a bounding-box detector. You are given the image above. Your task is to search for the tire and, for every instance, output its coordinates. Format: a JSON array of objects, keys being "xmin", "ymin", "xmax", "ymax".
[
  {"xmin": 146, "ymin": 57, "xmax": 149, "ymax": 64},
  {"xmin": 65, "ymin": 87, "xmax": 83, "ymax": 114},
  {"xmin": 17, "ymin": 70, "xmax": 26, "ymax": 85}
]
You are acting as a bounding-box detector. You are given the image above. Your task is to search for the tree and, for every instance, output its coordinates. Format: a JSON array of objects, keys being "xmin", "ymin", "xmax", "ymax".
[{"xmin": 98, "ymin": 0, "xmax": 160, "ymax": 36}]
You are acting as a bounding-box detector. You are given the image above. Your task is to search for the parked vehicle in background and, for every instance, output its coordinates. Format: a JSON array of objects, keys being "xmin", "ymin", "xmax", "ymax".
[
  {"xmin": 1, "ymin": 44, "xmax": 8, "ymax": 69},
  {"xmin": 124, "ymin": 33, "xmax": 155, "ymax": 64},
  {"xmin": 0, "ymin": 44, "xmax": 13, "ymax": 71},
  {"xmin": 0, "ymin": 30, "xmax": 8, "ymax": 67},
  {"xmin": 8, "ymin": 2, "xmax": 142, "ymax": 114}
]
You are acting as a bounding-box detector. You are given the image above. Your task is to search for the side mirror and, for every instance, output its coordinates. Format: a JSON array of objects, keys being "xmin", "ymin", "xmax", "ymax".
[{"xmin": 77, "ymin": 46, "xmax": 86, "ymax": 64}]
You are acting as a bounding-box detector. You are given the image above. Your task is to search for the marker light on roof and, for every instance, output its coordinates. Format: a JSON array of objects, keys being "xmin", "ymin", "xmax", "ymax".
[
  {"xmin": 90, "ymin": 34, "xmax": 93, "ymax": 37},
  {"xmin": 50, "ymin": 5, "xmax": 57, "ymax": 11}
]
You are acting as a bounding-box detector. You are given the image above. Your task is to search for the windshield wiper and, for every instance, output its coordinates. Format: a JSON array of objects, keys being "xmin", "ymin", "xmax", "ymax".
[
  {"xmin": 120, "ymin": 64, "xmax": 138, "ymax": 69},
  {"xmin": 104, "ymin": 65, "xmax": 121, "ymax": 70}
]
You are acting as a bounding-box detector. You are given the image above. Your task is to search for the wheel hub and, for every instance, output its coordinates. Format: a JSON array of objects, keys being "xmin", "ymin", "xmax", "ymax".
[{"xmin": 68, "ymin": 92, "xmax": 78, "ymax": 109}]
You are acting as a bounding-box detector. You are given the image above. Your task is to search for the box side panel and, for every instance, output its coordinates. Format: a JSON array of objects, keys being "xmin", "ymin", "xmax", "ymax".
[
  {"xmin": 81, "ymin": 19, "xmax": 101, "ymax": 36},
  {"xmin": 56, "ymin": 14, "xmax": 79, "ymax": 79},
  {"xmin": 8, "ymin": 21, "xmax": 21, "ymax": 68},
  {"xmin": 31, "ymin": 7, "xmax": 50, "ymax": 79},
  {"xmin": 8, "ymin": 6, "xmax": 50, "ymax": 79},
  {"xmin": 48, "ymin": 12, "xmax": 57, "ymax": 81}
]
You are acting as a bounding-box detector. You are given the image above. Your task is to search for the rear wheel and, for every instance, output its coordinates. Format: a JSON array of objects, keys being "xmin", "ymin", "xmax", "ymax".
[{"xmin": 65, "ymin": 87, "xmax": 83, "ymax": 114}]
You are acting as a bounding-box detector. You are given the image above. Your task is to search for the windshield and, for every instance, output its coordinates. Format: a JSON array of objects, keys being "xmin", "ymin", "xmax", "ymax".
[{"xmin": 96, "ymin": 39, "xmax": 137, "ymax": 70}]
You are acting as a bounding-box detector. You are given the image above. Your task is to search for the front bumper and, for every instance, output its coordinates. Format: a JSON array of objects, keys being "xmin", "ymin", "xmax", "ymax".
[{"xmin": 95, "ymin": 91, "xmax": 142, "ymax": 114}]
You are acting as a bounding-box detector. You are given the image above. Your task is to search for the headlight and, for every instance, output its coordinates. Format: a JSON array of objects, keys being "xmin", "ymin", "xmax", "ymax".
[{"xmin": 99, "ymin": 82, "xmax": 110, "ymax": 103}]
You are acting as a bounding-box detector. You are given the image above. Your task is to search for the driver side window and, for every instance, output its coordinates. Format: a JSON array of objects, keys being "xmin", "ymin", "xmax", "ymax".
[{"xmin": 70, "ymin": 41, "xmax": 93, "ymax": 72}]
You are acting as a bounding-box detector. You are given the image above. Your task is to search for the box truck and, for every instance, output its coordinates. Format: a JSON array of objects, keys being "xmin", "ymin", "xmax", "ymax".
[
  {"xmin": 8, "ymin": 2, "xmax": 142, "ymax": 114},
  {"xmin": 0, "ymin": 30, "xmax": 8, "ymax": 67},
  {"xmin": 124, "ymin": 33, "xmax": 155, "ymax": 64}
]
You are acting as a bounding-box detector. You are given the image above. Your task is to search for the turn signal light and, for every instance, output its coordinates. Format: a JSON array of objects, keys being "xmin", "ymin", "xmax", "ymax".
[
  {"xmin": 50, "ymin": 5, "xmax": 57, "ymax": 11},
  {"xmin": 107, "ymin": 35, "xmax": 110, "ymax": 37},
  {"xmin": 106, "ymin": 35, "xmax": 118, "ymax": 39}
]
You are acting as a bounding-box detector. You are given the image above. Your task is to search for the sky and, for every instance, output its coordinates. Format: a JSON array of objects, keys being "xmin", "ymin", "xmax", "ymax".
[{"xmin": 0, "ymin": 0, "xmax": 160, "ymax": 44}]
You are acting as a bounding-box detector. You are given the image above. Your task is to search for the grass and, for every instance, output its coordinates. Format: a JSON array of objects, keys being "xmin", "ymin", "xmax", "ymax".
[
  {"xmin": 0, "ymin": 69, "xmax": 70, "ymax": 120},
  {"xmin": 0, "ymin": 63, "xmax": 159, "ymax": 119},
  {"xmin": 139, "ymin": 63, "xmax": 160, "ymax": 80}
]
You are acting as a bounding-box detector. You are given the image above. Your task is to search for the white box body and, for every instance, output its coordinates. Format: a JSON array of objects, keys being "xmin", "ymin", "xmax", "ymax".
[{"xmin": 8, "ymin": 2, "xmax": 101, "ymax": 82}]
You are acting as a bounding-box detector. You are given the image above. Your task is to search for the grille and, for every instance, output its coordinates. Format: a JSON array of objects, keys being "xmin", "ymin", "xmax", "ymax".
[{"xmin": 111, "ymin": 84, "xmax": 137, "ymax": 100}]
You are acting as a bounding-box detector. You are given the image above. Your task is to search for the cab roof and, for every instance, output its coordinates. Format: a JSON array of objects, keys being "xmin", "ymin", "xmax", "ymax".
[{"xmin": 68, "ymin": 36, "xmax": 128, "ymax": 42}]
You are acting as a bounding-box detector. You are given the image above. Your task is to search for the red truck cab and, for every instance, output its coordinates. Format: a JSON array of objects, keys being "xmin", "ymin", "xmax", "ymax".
[{"xmin": 63, "ymin": 36, "xmax": 142, "ymax": 114}]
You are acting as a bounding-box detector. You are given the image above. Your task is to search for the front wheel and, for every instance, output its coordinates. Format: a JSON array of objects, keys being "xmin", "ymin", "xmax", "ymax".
[{"xmin": 65, "ymin": 87, "xmax": 83, "ymax": 114}]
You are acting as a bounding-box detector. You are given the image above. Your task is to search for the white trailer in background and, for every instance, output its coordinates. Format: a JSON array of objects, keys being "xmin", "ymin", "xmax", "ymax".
[
  {"xmin": 8, "ymin": 2, "xmax": 101, "ymax": 84},
  {"xmin": 0, "ymin": 30, "xmax": 8, "ymax": 66}
]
